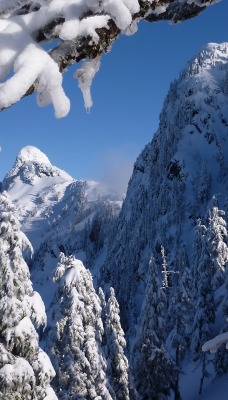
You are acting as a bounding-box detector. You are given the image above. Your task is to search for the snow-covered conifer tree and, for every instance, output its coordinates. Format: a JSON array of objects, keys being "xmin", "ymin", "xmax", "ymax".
[
  {"xmin": 99, "ymin": 287, "xmax": 107, "ymax": 325},
  {"xmin": 0, "ymin": 192, "xmax": 57, "ymax": 400},
  {"xmin": 191, "ymin": 218, "xmax": 216, "ymax": 394},
  {"xmin": 206, "ymin": 199, "xmax": 228, "ymax": 290},
  {"xmin": 202, "ymin": 295, "xmax": 228, "ymax": 376},
  {"xmin": 47, "ymin": 253, "xmax": 112, "ymax": 399},
  {"xmin": 104, "ymin": 287, "xmax": 130, "ymax": 400},
  {"xmin": 190, "ymin": 200, "xmax": 228, "ymax": 391},
  {"xmin": 191, "ymin": 218, "xmax": 216, "ymax": 353},
  {"xmin": 167, "ymin": 272, "xmax": 193, "ymax": 399},
  {"xmin": 213, "ymin": 275, "xmax": 228, "ymax": 376},
  {"xmin": 191, "ymin": 219, "xmax": 207, "ymax": 302},
  {"xmin": 168, "ymin": 244, "xmax": 193, "ymax": 344},
  {"xmin": 197, "ymin": 162, "xmax": 211, "ymax": 203},
  {"xmin": 134, "ymin": 256, "xmax": 176, "ymax": 399}
]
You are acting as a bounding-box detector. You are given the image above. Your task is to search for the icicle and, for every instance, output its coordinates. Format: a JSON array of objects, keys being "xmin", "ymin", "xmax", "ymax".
[{"xmin": 74, "ymin": 56, "xmax": 101, "ymax": 113}]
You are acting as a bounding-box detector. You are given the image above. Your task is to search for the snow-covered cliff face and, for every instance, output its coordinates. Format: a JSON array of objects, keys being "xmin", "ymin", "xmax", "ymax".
[
  {"xmin": 97, "ymin": 43, "xmax": 228, "ymax": 398},
  {"xmin": 102, "ymin": 42, "xmax": 228, "ymax": 337}
]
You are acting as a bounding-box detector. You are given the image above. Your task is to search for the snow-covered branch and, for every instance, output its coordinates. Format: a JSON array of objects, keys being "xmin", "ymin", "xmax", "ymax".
[
  {"xmin": 0, "ymin": 0, "xmax": 219, "ymax": 117},
  {"xmin": 202, "ymin": 332, "xmax": 228, "ymax": 353}
]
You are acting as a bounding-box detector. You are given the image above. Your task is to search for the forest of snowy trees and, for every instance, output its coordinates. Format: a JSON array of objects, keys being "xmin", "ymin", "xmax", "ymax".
[
  {"xmin": 0, "ymin": 192, "xmax": 57, "ymax": 399},
  {"xmin": 45, "ymin": 253, "xmax": 130, "ymax": 399},
  {"xmin": 1, "ymin": 187, "xmax": 228, "ymax": 399},
  {"xmin": 0, "ymin": 193, "xmax": 130, "ymax": 398}
]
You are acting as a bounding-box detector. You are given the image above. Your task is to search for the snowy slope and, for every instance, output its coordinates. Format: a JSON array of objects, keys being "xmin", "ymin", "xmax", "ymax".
[
  {"xmin": 193, "ymin": 375, "xmax": 228, "ymax": 400},
  {"xmin": 3, "ymin": 146, "xmax": 74, "ymax": 246},
  {"xmin": 3, "ymin": 145, "xmax": 120, "ymax": 248},
  {"xmin": 101, "ymin": 42, "xmax": 228, "ymax": 398},
  {"xmin": 103, "ymin": 40, "xmax": 228, "ymax": 316},
  {"xmin": 2, "ymin": 145, "xmax": 121, "ymax": 309}
]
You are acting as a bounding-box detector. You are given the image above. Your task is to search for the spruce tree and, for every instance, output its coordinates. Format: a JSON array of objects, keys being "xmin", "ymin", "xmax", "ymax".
[
  {"xmin": 0, "ymin": 192, "xmax": 57, "ymax": 400},
  {"xmin": 134, "ymin": 256, "xmax": 176, "ymax": 399},
  {"xmin": 168, "ymin": 277, "xmax": 191, "ymax": 358},
  {"xmin": 206, "ymin": 200, "xmax": 228, "ymax": 290},
  {"xmin": 191, "ymin": 218, "xmax": 216, "ymax": 394},
  {"xmin": 104, "ymin": 287, "xmax": 130, "ymax": 400},
  {"xmin": 215, "ymin": 274, "xmax": 228, "ymax": 376},
  {"xmin": 191, "ymin": 219, "xmax": 216, "ymax": 353},
  {"xmin": 197, "ymin": 162, "xmax": 211, "ymax": 204},
  {"xmin": 191, "ymin": 201, "xmax": 228, "ymax": 354},
  {"xmin": 168, "ymin": 244, "xmax": 193, "ymax": 357},
  {"xmin": 47, "ymin": 253, "xmax": 112, "ymax": 399},
  {"xmin": 168, "ymin": 272, "xmax": 193, "ymax": 399}
]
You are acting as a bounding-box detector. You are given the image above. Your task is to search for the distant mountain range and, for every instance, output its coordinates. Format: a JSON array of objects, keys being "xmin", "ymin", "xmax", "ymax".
[{"xmin": 2, "ymin": 42, "xmax": 228, "ymax": 399}]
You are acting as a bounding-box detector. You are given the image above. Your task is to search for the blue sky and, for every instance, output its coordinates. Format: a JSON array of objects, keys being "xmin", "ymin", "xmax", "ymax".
[{"xmin": 0, "ymin": 0, "xmax": 228, "ymax": 193}]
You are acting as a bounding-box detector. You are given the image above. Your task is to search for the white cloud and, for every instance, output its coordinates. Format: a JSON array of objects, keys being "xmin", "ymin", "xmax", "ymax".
[{"xmin": 98, "ymin": 149, "xmax": 135, "ymax": 196}]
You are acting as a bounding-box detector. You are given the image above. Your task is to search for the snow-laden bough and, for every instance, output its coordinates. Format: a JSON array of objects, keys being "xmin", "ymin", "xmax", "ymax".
[{"xmin": 0, "ymin": 0, "xmax": 219, "ymax": 117}]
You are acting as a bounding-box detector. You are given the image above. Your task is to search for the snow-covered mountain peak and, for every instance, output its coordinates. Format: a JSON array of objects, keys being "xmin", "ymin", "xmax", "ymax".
[
  {"xmin": 1, "ymin": 146, "xmax": 75, "ymax": 239},
  {"xmin": 2, "ymin": 146, "xmax": 122, "ymax": 253},
  {"xmin": 17, "ymin": 146, "xmax": 51, "ymax": 166},
  {"xmin": 200, "ymin": 42, "xmax": 228, "ymax": 62},
  {"xmin": 185, "ymin": 41, "xmax": 228, "ymax": 78},
  {"xmin": 159, "ymin": 42, "xmax": 228, "ymax": 158},
  {"xmin": 2, "ymin": 145, "xmax": 73, "ymax": 190}
]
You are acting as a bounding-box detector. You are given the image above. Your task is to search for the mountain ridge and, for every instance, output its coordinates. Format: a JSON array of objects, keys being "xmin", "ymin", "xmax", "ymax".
[
  {"xmin": 3, "ymin": 145, "xmax": 73, "ymax": 189},
  {"xmin": 102, "ymin": 39, "xmax": 228, "ymax": 315},
  {"xmin": 100, "ymin": 41, "xmax": 228, "ymax": 397}
]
